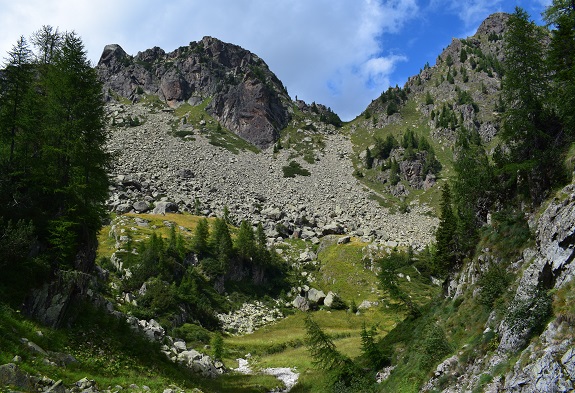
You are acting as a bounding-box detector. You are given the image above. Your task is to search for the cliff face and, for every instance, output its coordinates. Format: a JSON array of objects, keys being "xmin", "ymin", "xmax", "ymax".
[{"xmin": 96, "ymin": 36, "xmax": 291, "ymax": 148}]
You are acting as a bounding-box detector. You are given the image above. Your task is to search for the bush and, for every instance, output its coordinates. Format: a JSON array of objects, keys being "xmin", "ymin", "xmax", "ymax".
[
  {"xmin": 172, "ymin": 323, "xmax": 211, "ymax": 345},
  {"xmin": 282, "ymin": 161, "xmax": 311, "ymax": 178},
  {"xmin": 478, "ymin": 264, "xmax": 511, "ymax": 308}
]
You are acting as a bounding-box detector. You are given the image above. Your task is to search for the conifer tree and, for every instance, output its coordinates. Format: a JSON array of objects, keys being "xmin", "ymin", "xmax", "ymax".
[
  {"xmin": 432, "ymin": 185, "xmax": 457, "ymax": 277},
  {"xmin": 192, "ymin": 218, "xmax": 210, "ymax": 256},
  {"xmin": 452, "ymin": 127, "xmax": 492, "ymax": 256},
  {"xmin": 235, "ymin": 220, "xmax": 256, "ymax": 261},
  {"xmin": 210, "ymin": 217, "xmax": 233, "ymax": 271},
  {"xmin": 499, "ymin": 7, "xmax": 562, "ymax": 204}
]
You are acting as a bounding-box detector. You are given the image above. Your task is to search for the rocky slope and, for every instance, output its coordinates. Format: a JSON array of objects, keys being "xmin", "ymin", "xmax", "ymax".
[
  {"xmin": 97, "ymin": 36, "xmax": 291, "ymax": 148},
  {"xmin": 419, "ymin": 181, "xmax": 575, "ymax": 392},
  {"xmin": 105, "ymin": 102, "xmax": 437, "ymax": 249}
]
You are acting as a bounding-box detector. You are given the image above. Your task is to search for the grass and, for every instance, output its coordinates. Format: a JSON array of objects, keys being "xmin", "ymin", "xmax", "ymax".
[
  {"xmin": 0, "ymin": 301, "xmax": 292, "ymax": 393},
  {"xmin": 315, "ymin": 237, "xmax": 380, "ymax": 302}
]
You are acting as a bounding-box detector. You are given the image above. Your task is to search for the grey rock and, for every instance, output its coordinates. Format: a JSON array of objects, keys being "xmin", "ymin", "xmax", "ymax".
[
  {"xmin": 307, "ymin": 288, "xmax": 326, "ymax": 304},
  {"xmin": 337, "ymin": 235, "xmax": 351, "ymax": 244},
  {"xmin": 152, "ymin": 201, "xmax": 178, "ymax": 215},
  {"xmin": 324, "ymin": 291, "xmax": 336, "ymax": 308},
  {"xmin": 0, "ymin": 363, "xmax": 37, "ymax": 392},
  {"xmin": 292, "ymin": 295, "xmax": 309, "ymax": 311},
  {"xmin": 133, "ymin": 200, "xmax": 150, "ymax": 212}
]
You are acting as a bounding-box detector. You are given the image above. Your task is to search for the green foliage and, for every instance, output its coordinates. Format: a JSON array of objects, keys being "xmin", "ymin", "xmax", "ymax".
[
  {"xmin": 211, "ymin": 332, "xmax": 224, "ymax": 360},
  {"xmin": 282, "ymin": 160, "xmax": 311, "ymax": 178},
  {"xmin": 478, "ymin": 264, "xmax": 511, "ymax": 308},
  {"xmin": 452, "ymin": 126, "xmax": 493, "ymax": 257},
  {"xmin": 456, "ymin": 88, "xmax": 479, "ymax": 112},
  {"xmin": 460, "ymin": 48, "xmax": 468, "ymax": 63},
  {"xmin": 0, "ymin": 28, "xmax": 109, "ymax": 289},
  {"xmin": 446, "ymin": 54, "xmax": 454, "ymax": 67},
  {"xmin": 192, "ymin": 218, "xmax": 210, "ymax": 256},
  {"xmin": 304, "ymin": 315, "xmax": 361, "ymax": 389},
  {"xmin": 505, "ymin": 287, "xmax": 552, "ymax": 338},
  {"xmin": 373, "ymin": 134, "xmax": 399, "ymax": 160},
  {"xmin": 435, "ymin": 104, "xmax": 459, "ymax": 130},
  {"xmin": 419, "ymin": 324, "xmax": 452, "ymax": 370},
  {"xmin": 498, "ymin": 7, "xmax": 567, "ymax": 205},
  {"xmin": 360, "ymin": 323, "xmax": 387, "ymax": 368},
  {"xmin": 171, "ymin": 323, "xmax": 211, "ymax": 346},
  {"xmin": 432, "ymin": 185, "xmax": 457, "ymax": 277},
  {"xmin": 320, "ymin": 107, "xmax": 343, "ymax": 127},
  {"xmin": 480, "ymin": 209, "xmax": 531, "ymax": 260},
  {"xmin": 235, "ymin": 220, "xmax": 256, "ymax": 261},
  {"xmin": 378, "ymin": 250, "xmax": 420, "ymax": 316},
  {"xmin": 389, "ymin": 158, "xmax": 400, "ymax": 186},
  {"xmin": 425, "ymin": 91, "xmax": 434, "ymax": 105}
]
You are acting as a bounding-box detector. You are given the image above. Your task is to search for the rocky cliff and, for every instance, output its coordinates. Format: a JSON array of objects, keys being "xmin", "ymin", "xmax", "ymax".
[
  {"xmin": 419, "ymin": 181, "xmax": 575, "ymax": 392},
  {"xmin": 97, "ymin": 36, "xmax": 291, "ymax": 148}
]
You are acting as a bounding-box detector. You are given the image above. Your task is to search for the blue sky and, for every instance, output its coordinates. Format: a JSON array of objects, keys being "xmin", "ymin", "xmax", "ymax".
[{"xmin": 0, "ymin": 0, "xmax": 551, "ymax": 120}]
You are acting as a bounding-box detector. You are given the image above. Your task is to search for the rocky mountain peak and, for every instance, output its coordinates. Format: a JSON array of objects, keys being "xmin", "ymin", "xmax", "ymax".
[
  {"xmin": 96, "ymin": 36, "xmax": 291, "ymax": 148},
  {"xmin": 475, "ymin": 12, "xmax": 510, "ymax": 37}
]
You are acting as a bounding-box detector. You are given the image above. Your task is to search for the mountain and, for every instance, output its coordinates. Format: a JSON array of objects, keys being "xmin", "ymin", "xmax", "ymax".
[{"xmin": 97, "ymin": 36, "xmax": 291, "ymax": 148}]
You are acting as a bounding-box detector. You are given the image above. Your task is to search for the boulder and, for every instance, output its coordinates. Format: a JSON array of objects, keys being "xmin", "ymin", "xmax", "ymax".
[
  {"xmin": 153, "ymin": 201, "xmax": 179, "ymax": 215},
  {"xmin": 337, "ymin": 236, "xmax": 351, "ymax": 244},
  {"xmin": 307, "ymin": 288, "xmax": 326, "ymax": 304},
  {"xmin": 324, "ymin": 291, "xmax": 336, "ymax": 308},
  {"xmin": 292, "ymin": 295, "xmax": 309, "ymax": 311},
  {"xmin": 133, "ymin": 200, "xmax": 150, "ymax": 213},
  {"xmin": 0, "ymin": 363, "xmax": 37, "ymax": 392}
]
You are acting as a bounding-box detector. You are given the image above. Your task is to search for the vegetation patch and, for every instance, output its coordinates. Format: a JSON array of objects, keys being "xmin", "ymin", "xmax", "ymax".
[{"xmin": 282, "ymin": 160, "xmax": 311, "ymax": 178}]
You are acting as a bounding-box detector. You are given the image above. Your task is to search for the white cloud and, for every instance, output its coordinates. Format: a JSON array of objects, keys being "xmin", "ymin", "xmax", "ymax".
[
  {"xmin": 0, "ymin": 0, "xmax": 420, "ymax": 120},
  {"xmin": 429, "ymin": 0, "xmax": 505, "ymax": 28}
]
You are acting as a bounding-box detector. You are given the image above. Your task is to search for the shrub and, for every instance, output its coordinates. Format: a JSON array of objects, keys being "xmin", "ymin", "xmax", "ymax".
[
  {"xmin": 282, "ymin": 160, "xmax": 311, "ymax": 178},
  {"xmin": 478, "ymin": 264, "xmax": 511, "ymax": 308},
  {"xmin": 172, "ymin": 323, "xmax": 211, "ymax": 345}
]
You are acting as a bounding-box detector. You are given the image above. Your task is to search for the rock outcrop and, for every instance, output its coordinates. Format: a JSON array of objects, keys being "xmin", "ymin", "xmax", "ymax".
[
  {"xmin": 425, "ymin": 182, "xmax": 575, "ymax": 392},
  {"xmin": 97, "ymin": 36, "xmax": 291, "ymax": 148}
]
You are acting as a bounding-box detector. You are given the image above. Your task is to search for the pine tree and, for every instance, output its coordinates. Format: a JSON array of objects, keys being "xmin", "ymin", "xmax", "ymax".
[
  {"xmin": 544, "ymin": 0, "xmax": 575, "ymax": 137},
  {"xmin": 192, "ymin": 218, "xmax": 210, "ymax": 256},
  {"xmin": 235, "ymin": 220, "xmax": 256, "ymax": 261},
  {"xmin": 210, "ymin": 217, "xmax": 233, "ymax": 271},
  {"xmin": 499, "ymin": 7, "xmax": 563, "ymax": 204},
  {"xmin": 432, "ymin": 185, "xmax": 457, "ymax": 277},
  {"xmin": 452, "ymin": 127, "xmax": 493, "ymax": 257}
]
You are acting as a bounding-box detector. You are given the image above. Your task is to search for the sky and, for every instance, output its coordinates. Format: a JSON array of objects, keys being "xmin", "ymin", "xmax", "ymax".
[{"xmin": 0, "ymin": 0, "xmax": 552, "ymax": 121}]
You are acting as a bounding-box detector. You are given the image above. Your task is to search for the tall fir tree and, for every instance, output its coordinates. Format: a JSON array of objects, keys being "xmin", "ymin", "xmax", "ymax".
[
  {"xmin": 432, "ymin": 185, "xmax": 457, "ymax": 277},
  {"xmin": 499, "ymin": 7, "xmax": 563, "ymax": 204}
]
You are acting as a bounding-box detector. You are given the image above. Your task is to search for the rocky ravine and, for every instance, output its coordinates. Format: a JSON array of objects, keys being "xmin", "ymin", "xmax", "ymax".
[{"xmin": 105, "ymin": 102, "xmax": 438, "ymax": 249}]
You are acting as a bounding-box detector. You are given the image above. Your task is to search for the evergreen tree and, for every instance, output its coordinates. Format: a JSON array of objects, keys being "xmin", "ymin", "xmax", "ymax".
[
  {"xmin": 235, "ymin": 220, "xmax": 256, "ymax": 261},
  {"xmin": 1, "ymin": 29, "xmax": 109, "ymax": 271},
  {"xmin": 499, "ymin": 7, "xmax": 563, "ymax": 204},
  {"xmin": 389, "ymin": 158, "xmax": 400, "ymax": 186},
  {"xmin": 452, "ymin": 127, "xmax": 493, "ymax": 257},
  {"xmin": 360, "ymin": 323, "xmax": 383, "ymax": 367},
  {"xmin": 432, "ymin": 185, "xmax": 457, "ymax": 277},
  {"xmin": 304, "ymin": 314, "xmax": 359, "ymax": 387},
  {"xmin": 192, "ymin": 218, "xmax": 210, "ymax": 256},
  {"xmin": 544, "ymin": 0, "xmax": 575, "ymax": 137},
  {"xmin": 210, "ymin": 217, "xmax": 233, "ymax": 271}
]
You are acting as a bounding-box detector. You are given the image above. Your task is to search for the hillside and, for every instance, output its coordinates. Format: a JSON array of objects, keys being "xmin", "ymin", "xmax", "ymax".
[{"xmin": 1, "ymin": 8, "xmax": 575, "ymax": 393}]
